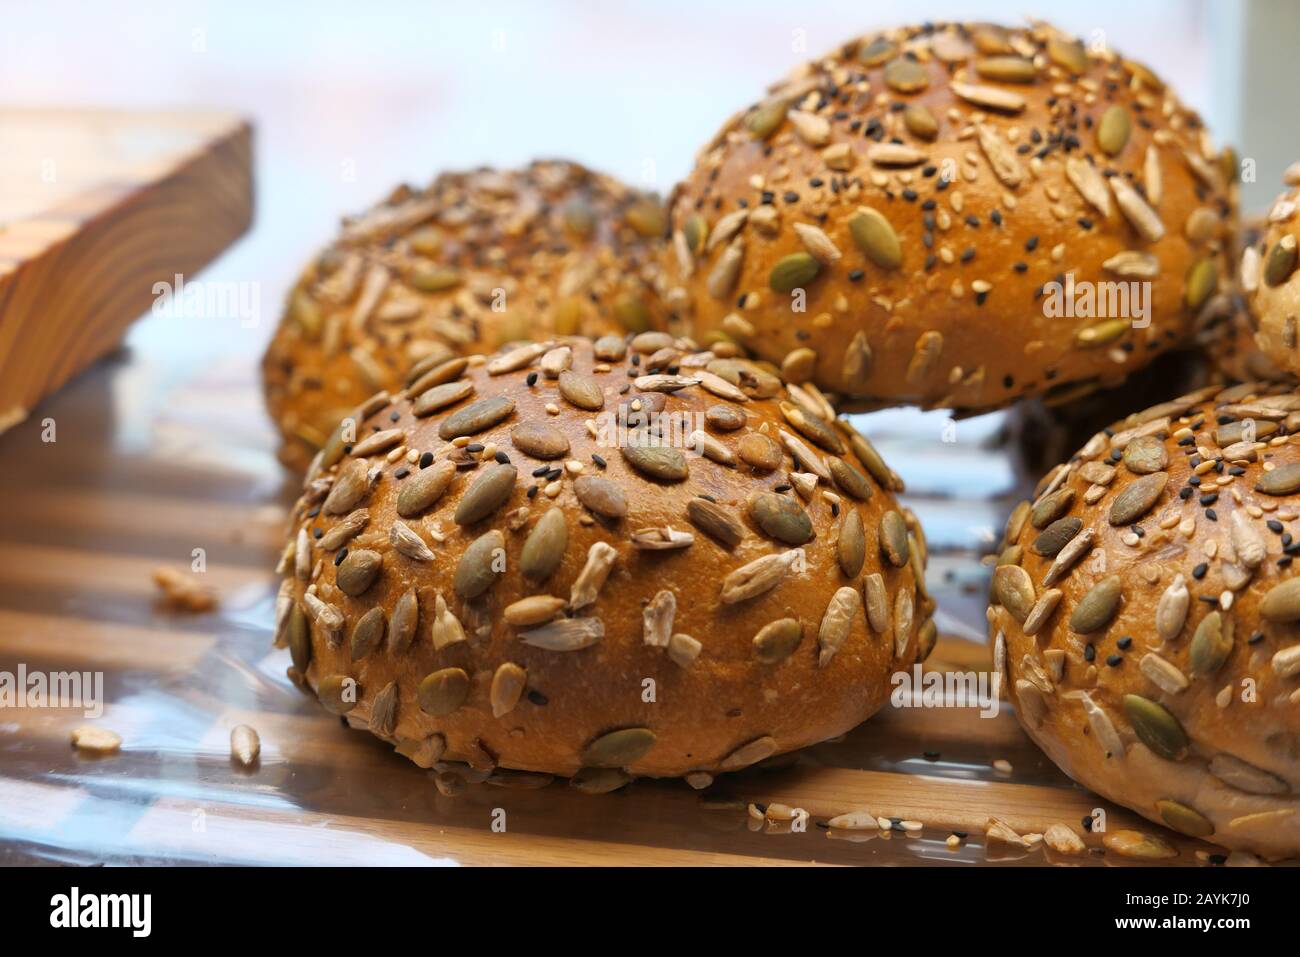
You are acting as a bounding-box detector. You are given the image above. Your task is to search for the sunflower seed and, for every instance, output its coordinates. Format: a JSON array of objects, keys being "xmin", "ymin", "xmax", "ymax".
[
  {"xmin": 836, "ymin": 508, "xmax": 866, "ymax": 578},
  {"xmin": 318, "ymin": 674, "xmax": 358, "ymax": 714},
  {"xmin": 429, "ymin": 592, "xmax": 466, "ymax": 650},
  {"xmin": 1102, "ymin": 250, "xmax": 1158, "ymax": 279},
  {"xmin": 1070, "ymin": 576, "xmax": 1122, "ymax": 633},
  {"xmin": 1030, "ymin": 488, "xmax": 1074, "ymax": 529},
  {"xmin": 1155, "ymin": 574, "xmax": 1190, "ymax": 641},
  {"xmin": 503, "ymin": 595, "xmax": 566, "ymax": 627},
  {"xmin": 337, "ymin": 548, "xmax": 382, "ymax": 596},
  {"xmin": 557, "ymin": 370, "xmax": 604, "ymax": 411},
  {"xmin": 1022, "ymin": 589, "xmax": 1062, "ymax": 636},
  {"xmin": 1274, "ymin": 645, "xmax": 1300, "ymax": 678},
  {"xmin": 848, "ymin": 207, "xmax": 902, "ymax": 269},
  {"xmin": 630, "ymin": 526, "xmax": 694, "ymax": 550},
  {"xmin": 71, "ymin": 725, "xmax": 121, "ymax": 753},
  {"xmin": 665, "ymin": 633, "xmax": 701, "ymax": 668},
  {"xmin": 1111, "ymin": 176, "xmax": 1165, "ymax": 242},
  {"xmin": 976, "ymin": 55, "xmax": 1036, "ymax": 82},
  {"xmin": 1043, "ymin": 527, "xmax": 1094, "ymax": 586},
  {"xmin": 992, "ymin": 564, "xmax": 1035, "ymax": 622},
  {"xmin": 1264, "ymin": 235, "xmax": 1298, "ymax": 286},
  {"xmin": 368, "ymin": 681, "xmax": 398, "ymax": 736},
  {"xmin": 720, "ymin": 735, "xmax": 778, "ymax": 771},
  {"xmin": 319, "ymin": 508, "xmax": 369, "ymax": 550},
  {"xmin": 1097, "ymin": 105, "xmax": 1130, "ymax": 156},
  {"xmin": 349, "ymin": 606, "xmax": 386, "ymax": 661},
  {"xmin": 1109, "ymin": 472, "xmax": 1167, "ymax": 525},
  {"xmin": 893, "ymin": 588, "xmax": 914, "ymax": 659},
  {"xmin": 1208, "ymin": 754, "xmax": 1289, "ymax": 795},
  {"xmin": 1032, "ymin": 517, "xmax": 1082, "ymax": 557},
  {"xmin": 1014, "ymin": 679, "xmax": 1047, "ymax": 728},
  {"xmin": 389, "ymin": 520, "xmax": 435, "ymax": 561},
  {"xmin": 521, "ymin": 616, "xmax": 604, "ymax": 651},
  {"xmin": 454, "ymin": 463, "xmax": 517, "ymax": 525},
  {"xmin": 753, "ymin": 618, "xmax": 802, "ymax": 663},
  {"xmin": 390, "ymin": 586, "xmax": 418, "ymax": 653},
  {"xmin": 417, "ymin": 668, "xmax": 469, "ymax": 716},
  {"xmin": 975, "ymin": 124, "xmax": 1023, "ymax": 188},
  {"xmin": 818, "ymin": 586, "xmax": 862, "ymax": 667},
  {"xmin": 226, "ymin": 724, "xmax": 261, "ymax": 767},
  {"xmin": 621, "ymin": 443, "xmax": 688, "ymax": 481},
  {"xmin": 642, "ymin": 589, "xmax": 676, "ymax": 648},
  {"xmin": 486, "ymin": 342, "xmax": 548, "ymax": 375},
  {"xmin": 490, "ymin": 663, "xmax": 527, "ymax": 718},
  {"xmin": 1137, "ymin": 652, "xmax": 1188, "ymax": 696},
  {"xmin": 686, "ymin": 498, "xmax": 745, "ymax": 549},
  {"xmin": 1229, "ymin": 512, "xmax": 1265, "ymax": 569},
  {"xmin": 565, "ymin": 476, "xmax": 625, "ymax": 523},
  {"xmin": 302, "ymin": 592, "xmax": 344, "ymax": 645},
  {"xmin": 748, "ymin": 492, "xmax": 813, "ymax": 545},
  {"xmin": 439, "ymin": 395, "xmax": 515, "ymax": 439},
  {"xmin": 707, "ymin": 239, "xmax": 745, "ymax": 299},
  {"xmin": 570, "ymin": 542, "xmax": 618, "ymax": 610},
  {"xmin": 863, "ymin": 573, "xmax": 889, "ymax": 633},
  {"xmin": 879, "ymin": 510, "xmax": 909, "ymax": 566},
  {"xmin": 396, "ymin": 459, "xmax": 456, "ymax": 517},
  {"xmin": 1122, "ymin": 435, "xmax": 1167, "ymax": 474},
  {"xmin": 454, "ymin": 529, "xmax": 504, "ymax": 599},
  {"xmin": 1076, "ymin": 691, "xmax": 1124, "ymax": 757},
  {"xmin": 1103, "ymin": 829, "xmax": 1177, "ymax": 860},
  {"xmin": 721, "ymin": 549, "xmax": 802, "ymax": 604},
  {"xmin": 323, "ymin": 460, "xmax": 370, "ymax": 514},
  {"xmin": 1156, "ymin": 799, "xmax": 1214, "ymax": 838},
  {"xmin": 949, "ymin": 80, "xmax": 1026, "ymax": 113},
  {"xmin": 1257, "ymin": 462, "xmax": 1300, "ymax": 495},
  {"xmin": 510, "ymin": 422, "xmax": 570, "ymax": 460},
  {"xmin": 1123, "ymin": 694, "xmax": 1188, "ymax": 760},
  {"xmin": 1064, "ymin": 156, "xmax": 1113, "ymax": 217}
]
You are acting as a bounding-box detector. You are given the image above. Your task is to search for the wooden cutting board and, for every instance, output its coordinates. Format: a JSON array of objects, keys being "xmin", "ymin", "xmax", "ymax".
[{"xmin": 0, "ymin": 109, "xmax": 253, "ymax": 432}]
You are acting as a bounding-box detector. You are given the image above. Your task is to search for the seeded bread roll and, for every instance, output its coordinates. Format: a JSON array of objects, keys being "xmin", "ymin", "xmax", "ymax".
[
  {"xmin": 273, "ymin": 335, "xmax": 932, "ymax": 784},
  {"xmin": 1242, "ymin": 170, "xmax": 1300, "ymax": 379},
  {"xmin": 1204, "ymin": 217, "xmax": 1286, "ymax": 384},
  {"xmin": 991, "ymin": 381, "xmax": 1300, "ymax": 858},
  {"xmin": 662, "ymin": 21, "xmax": 1237, "ymax": 413},
  {"xmin": 263, "ymin": 160, "xmax": 670, "ymax": 470}
]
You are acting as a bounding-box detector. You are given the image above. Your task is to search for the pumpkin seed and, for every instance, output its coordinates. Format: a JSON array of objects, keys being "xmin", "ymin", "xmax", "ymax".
[
  {"xmin": 1075, "ymin": 319, "xmax": 1129, "ymax": 348},
  {"xmin": 1156, "ymin": 799, "xmax": 1214, "ymax": 837},
  {"xmin": 396, "ymin": 459, "xmax": 456, "ymax": 517},
  {"xmin": 975, "ymin": 55, "xmax": 1037, "ymax": 82},
  {"xmin": 570, "ymin": 767, "xmax": 630, "ymax": 794},
  {"xmin": 848, "ymin": 208, "xmax": 902, "ymax": 269},
  {"xmin": 406, "ymin": 356, "xmax": 467, "ymax": 394},
  {"xmin": 319, "ymin": 509, "xmax": 369, "ymax": 550},
  {"xmin": 749, "ymin": 492, "xmax": 814, "ymax": 546},
  {"xmin": 1218, "ymin": 419, "xmax": 1278, "ymax": 446},
  {"xmin": 1048, "ymin": 36, "xmax": 1088, "ymax": 73},
  {"xmin": 1003, "ymin": 500, "xmax": 1030, "ymax": 545},
  {"xmin": 1123, "ymin": 694, "xmax": 1188, "ymax": 760},
  {"xmin": 438, "ymin": 395, "xmax": 515, "ymax": 439},
  {"xmin": 454, "ymin": 529, "xmax": 504, "ymax": 599},
  {"xmin": 520, "ymin": 616, "xmax": 604, "ymax": 651},
  {"xmin": 1265, "ymin": 236, "xmax": 1299, "ymax": 286},
  {"xmin": 318, "ymin": 674, "xmax": 357, "ymax": 714},
  {"xmin": 1185, "ymin": 258, "xmax": 1218, "ymax": 310},
  {"xmin": 883, "ymin": 57, "xmax": 928, "ymax": 92},
  {"xmin": 1122, "ymin": 435, "xmax": 1168, "ymax": 474},
  {"xmin": 902, "ymin": 103, "xmax": 938, "ymax": 140},
  {"xmin": 720, "ymin": 735, "xmax": 778, "ymax": 771},
  {"xmin": 746, "ymin": 98, "xmax": 787, "ymax": 139},
  {"xmin": 753, "ymin": 618, "xmax": 803, "ymax": 663},
  {"xmin": 520, "ymin": 508, "xmax": 568, "ymax": 581},
  {"xmin": 859, "ymin": 37, "xmax": 895, "ymax": 65},
  {"xmin": 418, "ymin": 668, "xmax": 469, "ymax": 716},
  {"xmin": 738, "ymin": 432, "xmax": 782, "ymax": 471},
  {"xmin": 621, "ymin": 443, "xmax": 688, "ymax": 481},
  {"xmin": 509, "ymin": 423, "xmax": 570, "ymax": 460},
  {"xmin": 1030, "ymin": 487, "xmax": 1074, "ymax": 529},
  {"xmin": 992, "ymin": 564, "xmax": 1035, "ymax": 622},
  {"xmin": 769, "ymin": 252, "xmax": 821, "ymax": 293},
  {"xmin": 827, "ymin": 458, "xmax": 872, "ymax": 501},
  {"xmin": 583, "ymin": 728, "xmax": 657, "ymax": 768},
  {"xmin": 781, "ymin": 402, "xmax": 843, "ymax": 453},
  {"xmin": 685, "ymin": 498, "xmax": 745, "ymax": 549},
  {"xmin": 453, "ymin": 463, "xmax": 516, "ymax": 525},
  {"xmin": 390, "ymin": 586, "xmax": 418, "ymax": 653},
  {"xmin": 593, "ymin": 335, "xmax": 628, "ymax": 361},
  {"xmin": 720, "ymin": 550, "xmax": 801, "ymax": 604},
  {"xmin": 1097, "ymin": 105, "xmax": 1130, "ymax": 156},
  {"xmin": 1109, "ymin": 472, "xmax": 1167, "ymax": 525},
  {"xmin": 337, "ymin": 548, "xmax": 382, "ymax": 596},
  {"xmin": 1260, "ymin": 577, "xmax": 1300, "ymax": 621},
  {"xmin": 490, "ymin": 663, "xmax": 527, "ymax": 718},
  {"xmin": 625, "ymin": 199, "xmax": 664, "ymax": 238},
  {"xmin": 837, "ymin": 509, "xmax": 866, "ymax": 578},
  {"xmin": 570, "ymin": 475, "xmax": 625, "ymax": 521},
  {"xmin": 350, "ymin": 606, "xmax": 386, "ymax": 661},
  {"xmin": 1070, "ymin": 576, "xmax": 1122, "ymax": 633},
  {"xmin": 323, "ymin": 459, "xmax": 370, "ymax": 514},
  {"xmin": 557, "ymin": 370, "xmax": 604, "ymax": 411},
  {"xmin": 1032, "ymin": 516, "xmax": 1082, "ymax": 557},
  {"xmin": 1189, "ymin": 611, "xmax": 1233, "ymax": 675},
  {"xmin": 413, "ymin": 380, "xmax": 474, "ymax": 417},
  {"xmin": 288, "ymin": 603, "xmax": 311, "ymax": 670},
  {"xmin": 880, "ymin": 510, "xmax": 909, "ymax": 566},
  {"xmin": 704, "ymin": 402, "xmax": 747, "ymax": 431},
  {"xmin": 818, "ymin": 586, "xmax": 862, "ymax": 666},
  {"xmin": 1258, "ymin": 461, "xmax": 1300, "ymax": 495},
  {"xmin": 369, "ymin": 681, "xmax": 398, "ymax": 736},
  {"xmin": 683, "ymin": 214, "xmax": 708, "ymax": 253}
]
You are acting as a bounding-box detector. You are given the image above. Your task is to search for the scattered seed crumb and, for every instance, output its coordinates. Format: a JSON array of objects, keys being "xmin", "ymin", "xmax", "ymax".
[
  {"xmin": 985, "ymin": 816, "xmax": 1027, "ymax": 848},
  {"xmin": 152, "ymin": 566, "xmax": 217, "ymax": 612},
  {"xmin": 992, "ymin": 758, "xmax": 1013, "ymax": 775},
  {"xmin": 946, "ymin": 833, "xmax": 963, "ymax": 849},
  {"xmin": 230, "ymin": 724, "xmax": 261, "ymax": 767},
  {"xmin": 827, "ymin": 810, "xmax": 878, "ymax": 831},
  {"xmin": 1044, "ymin": 823, "xmax": 1086, "ymax": 855},
  {"xmin": 70, "ymin": 725, "xmax": 121, "ymax": 754}
]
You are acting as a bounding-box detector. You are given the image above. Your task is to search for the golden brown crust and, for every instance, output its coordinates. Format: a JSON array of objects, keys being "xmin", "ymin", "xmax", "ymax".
[
  {"xmin": 1243, "ymin": 171, "xmax": 1300, "ymax": 379},
  {"xmin": 262, "ymin": 160, "xmax": 670, "ymax": 470},
  {"xmin": 992, "ymin": 381, "xmax": 1300, "ymax": 858},
  {"xmin": 662, "ymin": 21, "xmax": 1236, "ymax": 413},
  {"xmin": 273, "ymin": 336, "xmax": 930, "ymax": 783}
]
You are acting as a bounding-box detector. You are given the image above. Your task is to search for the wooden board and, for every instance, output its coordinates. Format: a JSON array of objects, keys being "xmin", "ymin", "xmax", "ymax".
[
  {"xmin": 0, "ymin": 340, "xmax": 1227, "ymax": 866},
  {"xmin": 0, "ymin": 110, "xmax": 253, "ymax": 432}
]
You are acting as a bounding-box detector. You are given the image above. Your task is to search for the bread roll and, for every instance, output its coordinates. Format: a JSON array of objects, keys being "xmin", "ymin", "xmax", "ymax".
[
  {"xmin": 662, "ymin": 21, "xmax": 1237, "ymax": 413},
  {"xmin": 992, "ymin": 381, "xmax": 1300, "ymax": 858},
  {"xmin": 273, "ymin": 336, "xmax": 932, "ymax": 784},
  {"xmin": 1242, "ymin": 171, "xmax": 1300, "ymax": 379},
  {"xmin": 263, "ymin": 160, "xmax": 669, "ymax": 470}
]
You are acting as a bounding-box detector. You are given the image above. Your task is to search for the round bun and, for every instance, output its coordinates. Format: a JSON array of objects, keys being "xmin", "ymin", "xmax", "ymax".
[
  {"xmin": 1205, "ymin": 217, "xmax": 1287, "ymax": 383},
  {"xmin": 263, "ymin": 160, "xmax": 670, "ymax": 470},
  {"xmin": 991, "ymin": 381, "xmax": 1300, "ymax": 858},
  {"xmin": 661, "ymin": 21, "xmax": 1237, "ymax": 413},
  {"xmin": 274, "ymin": 335, "xmax": 932, "ymax": 784},
  {"xmin": 1243, "ymin": 171, "xmax": 1300, "ymax": 379}
]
